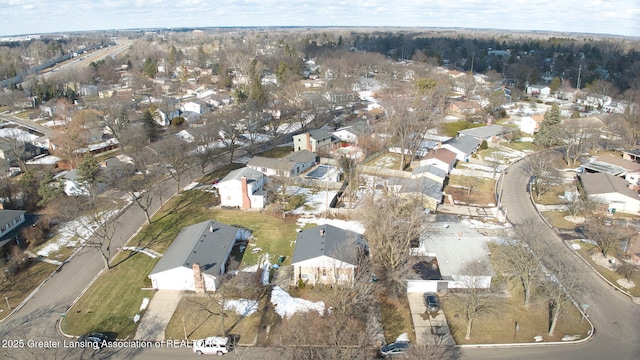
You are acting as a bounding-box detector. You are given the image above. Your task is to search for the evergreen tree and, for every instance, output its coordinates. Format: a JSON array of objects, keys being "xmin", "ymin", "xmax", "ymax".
[
  {"xmin": 534, "ymin": 103, "xmax": 562, "ymax": 147},
  {"xmin": 143, "ymin": 57, "xmax": 158, "ymax": 78},
  {"xmin": 550, "ymin": 77, "xmax": 561, "ymax": 94},
  {"xmin": 247, "ymin": 74, "xmax": 267, "ymax": 110},
  {"xmin": 77, "ymin": 153, "xmax": 102, "ymax": 197},
  {"xmin": 142, "ymin": 109, "xmax": 160, "ymax": 143}
]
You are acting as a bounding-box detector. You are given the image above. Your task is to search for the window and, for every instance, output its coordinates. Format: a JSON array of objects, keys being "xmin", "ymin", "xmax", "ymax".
[{"xmin": 322, "ymin": 269, "xmax": 327, "ymax": 277}]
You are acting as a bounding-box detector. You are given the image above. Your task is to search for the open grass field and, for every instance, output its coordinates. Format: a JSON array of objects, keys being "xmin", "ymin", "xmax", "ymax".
[{"xmin": 363, "ymin": 152, "xmax": 403, "ymax": 170}]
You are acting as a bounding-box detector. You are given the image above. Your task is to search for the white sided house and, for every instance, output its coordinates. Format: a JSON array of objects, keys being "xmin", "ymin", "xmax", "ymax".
[
  {"xmin": 148, "ymin": 220, "xmax": 250, "ymax": 292},
  {"xmin": 578, "ymin": 173, "xmax": 640, "ymax": 214},
  {"xmin": 292, "ymin": 224, "xmax": 367, "ymax": 286},
  {"xmin": 408, "ymin": 221, "xmax": 493, "ymax": 293},
  {"xmin": 247, "ymin": 150, "xmax": 317, "ymax": 177},
  {"xmin": 218, "ymin": 167, "xmax": 267, "ymax": 209}
]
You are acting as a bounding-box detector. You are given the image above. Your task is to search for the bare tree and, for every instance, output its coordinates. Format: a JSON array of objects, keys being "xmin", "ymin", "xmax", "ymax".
[
  {"xmin": 524, "ymin": 151, "xmax": 561, "ymax": 200},
  {"xmin": 448, "ymin": 260, "xmax": 495, "ymax": 340},
  {"xmin": 191, "ymin": 122, "xmax": 221, "ymax": 175},
  {"xmin": 358, "ymin": 192, "xmax": 427, "ymax": 297},
  {"xmin": 157, "ymin": 137, "xmax": 194, "ymax": 193},
  {"xmin": 213, "ymin": 110, "xmax": 244, "ymax": 164},
  {"xmin": 72, "ymin": 198, "xmax": 120, "ymax": 270},
  {"xmin": 540, "ymin": 259, "xmax": 580, "ymax": 337},
  {"xmin": 491, "ymin": 220, "xmax": 546, "ymax": 307},
  {"xmin": 583, "ymin": 216, "xmax": 635, "ymax": 257}
]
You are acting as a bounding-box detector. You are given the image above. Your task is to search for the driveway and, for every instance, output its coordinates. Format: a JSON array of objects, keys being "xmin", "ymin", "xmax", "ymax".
[
  {"xmin": 134, "ymin": 291, "xmax": 182, "ymax": 341},
  {"xmin": 406, "ymin": 292, "xmax": 455, "ymax": 346}
]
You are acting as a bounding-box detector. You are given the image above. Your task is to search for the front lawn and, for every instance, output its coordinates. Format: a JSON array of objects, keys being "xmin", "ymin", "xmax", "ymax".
[
  {"xmin": 444, "ymin": 294, "xmax": 591, "ymax": 344},
  {"xmin": 379, "ymin": 295, "xmax": 415, "ymax": 344},
  {"xmin": 0, "ymin": 260, "xmax": 56, "ymax": 321},
  {"xmin": 446, "ymin": 175, "xmax": 496, "ymax": 206},
  {"xmin": 61, "ymin": 252, "xmax": 158, "ymax": 338},
  {"xmin": 540, "ymin": 210, "xmax": 580, "ymax": 230}
]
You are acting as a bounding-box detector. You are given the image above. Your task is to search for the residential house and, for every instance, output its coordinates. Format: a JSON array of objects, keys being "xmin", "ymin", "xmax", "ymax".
[
  {"xmin": 182, "ymin": 99, "xmax": 209, "ymax": 115},
  {"xmin": 441, "ymin": 136, "xmax": 482, "ymax": 162},
  {"xmin": 458, "ymin": 124, "xmax": 511, "ymax": 143},
  {"xmin": 332, "ymin": 121, "xmax": 372, "ymax": 145},
  {"xmin": 526, "ymin": 84, "xmax": 551, "ymax": 97},
  {"xmin": 148, "ymin": 220, "xmax": 250, "ymax": 292},
  {"xmin": 622, "ymin": 149, "xmax": 640, "ymax": 162},
  {"xmin": 247, "ymin": 150, "xmax": 317, "ymax": 177},
  {"xmin": 386, "ymin": 176, "xmax": 443, "ymax": 211},
  {"xmin": 154, "ymin": 108, "xmax": 181, "ymax": 127},
  {"xmin": 412, "ymin": 164, "xmax": 448, "ymax": 185},
  {"xmin": 218, "ymin": 167, "xmax": 267, "ymax": 209},
  {"xmin": 578, "ymin": 173, "xmax": 640, "ymax": 214},
  {"xmin": 412, "ymin": 148, "xmax": 458, "ymax": 174},
  {"xmin": 291, "ymin": 224, "xmax": 367, "ymax": 286},
  {"xmin": 448, "ymin": 101, "xmax": 481, "ymax": 115},
  {"xmin": 408, "ymin": 221, "xmax": 493, "ymax": 293},
  {"xmin": 515, "ymin": 115, "xmax": 544, "ymax": 135},
  {"xmin": 0, "ymin": 209, "xmax": 27, "ymax": 255},
  {"xmin": 293, "ymin": 129, "xmax": 337, "ymax": 153}
]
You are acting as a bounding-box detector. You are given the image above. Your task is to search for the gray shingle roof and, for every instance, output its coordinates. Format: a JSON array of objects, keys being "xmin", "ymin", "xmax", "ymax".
[
  {"xmin": 389, "ymin": 177, "xmax": 443, "ymax": 202},
  {"xmin": 291, "ymin": 224, "xmax": 365, "ymax": 265},
  {"xmin": 413, "ymin": 165, "xmax": 447, "ymax": 179},
  {"xmin": 0, "ymin": 209, "xmax": 25, "ymax": 228},
  {"xmin": 221, "ymin": 167, "xmax": 264, "ymax": 183},
  {"xmin": 149, "ymin": 220, "xmax": 240, "ymax": 276},
  {"xmin": 308, "ymin": 129, "xmax": 334, "ymax": 141},
  {"xmin": 579, "ymin": 173, "xmax": 640, "ymax": 199},
  {"xmin": 458, "ymin": 125, "xmax": 508, "ymax": 139},
  {"xmin": 285, "ymin": 150, "xmax": 316, "ymax": 163},
  {"xmin": 443, "ymin": 136, "xmax": 481, "ymax": 155}
]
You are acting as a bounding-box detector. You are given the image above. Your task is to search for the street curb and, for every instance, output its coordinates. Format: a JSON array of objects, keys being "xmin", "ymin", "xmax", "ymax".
[{"xmin": 57, "ymin": 269, "xmax": 105, "ymax": 339}]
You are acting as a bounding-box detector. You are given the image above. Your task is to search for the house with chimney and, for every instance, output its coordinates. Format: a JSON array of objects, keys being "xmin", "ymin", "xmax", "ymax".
[
  {"xmin": 247, "ymin": 150, "xmax": 317, "ymax": 177},
  {"xmin": 217, "ymin": 167, "xmax": 267, "ymax": 209},
  {"xmin": 148, "ymin": 220, "xmax": 250, "ymax": 292},
  {"xmin": 291, "ymin": 224, "xmax": 368, "ymax": 286},
  {"xmin": 293, "ymin": 129, "xmax": 337, "ymax": 153}
]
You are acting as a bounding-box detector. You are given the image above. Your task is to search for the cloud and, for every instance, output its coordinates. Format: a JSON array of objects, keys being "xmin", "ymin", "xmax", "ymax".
[{"xmin": 0, "ymin": 0, "xmax": 638, "ymax": 37}]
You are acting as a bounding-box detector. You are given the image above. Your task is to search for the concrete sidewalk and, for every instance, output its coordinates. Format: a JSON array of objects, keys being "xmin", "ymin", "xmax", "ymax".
[{"xmin": 135, "ymin": 291, "xmax": 182, "ymax": 341}]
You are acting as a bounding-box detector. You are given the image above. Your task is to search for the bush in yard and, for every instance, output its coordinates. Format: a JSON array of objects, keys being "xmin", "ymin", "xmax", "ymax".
[
  {"xmin": 23, "ymin": 218, "xmax": 52, "ymax": 249},
  {"xmin": 617, "ymin": 263, "xmax": 637, "ymax": 280}
]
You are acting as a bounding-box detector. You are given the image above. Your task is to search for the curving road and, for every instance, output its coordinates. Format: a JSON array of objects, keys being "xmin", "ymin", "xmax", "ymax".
[
  {"xmin": 2, "ymin": 151, "xmax": 639, "ymax": 360},
  {"xmin": 461, "ymin": 159, "xmax": 640, "ymax": 360}
]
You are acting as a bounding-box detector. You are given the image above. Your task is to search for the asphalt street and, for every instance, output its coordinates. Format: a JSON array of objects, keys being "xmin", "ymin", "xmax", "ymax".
[{"xmin": 1, "ymin": 143, "xmax": 639, "ymax": 359}]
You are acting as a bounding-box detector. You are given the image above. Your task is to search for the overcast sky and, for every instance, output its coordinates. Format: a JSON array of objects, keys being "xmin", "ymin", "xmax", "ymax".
[{"xmin": 1, "ymin": 0, "xmax": 638, "ymax": 38}]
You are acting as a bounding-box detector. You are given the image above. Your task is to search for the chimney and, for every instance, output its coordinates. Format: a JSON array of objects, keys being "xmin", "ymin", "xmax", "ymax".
[
  {"xmin": 240, "ymin": 176, "xmax": 251, "ymax": 209},
  {"xmin": 305, "ymin": 133, "xmax": 312, "ymax": 151},
  {"xmin": 437, "ymin": 141, "xmax": 442, "ymax": 150},
  {"xmin": 193, "ymin": 263, "xmax": 205, "ymax": 293}
]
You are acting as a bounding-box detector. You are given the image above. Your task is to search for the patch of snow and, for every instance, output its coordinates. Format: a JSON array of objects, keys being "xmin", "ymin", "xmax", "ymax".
[
  {"xmin": 296, "ymin": 217, "xmax": 365, "ymax": 234},
  {"xmin": 182, "ymin": 181, "xmax": 199, "ymax": 191},
  {"xmin": 461, "ymin": 219, "xmax": 506, "ymax": 229},
  {"xmin": 270, "ymin": 286, "xmax": 325, "ymax": 318},
  {"xmin": 140, "ymin": 298, "xmax": 149, "ymax": 311},
  {"xmin": 240, "ymin": 264, "xmax": 259, "ymax": 272},
  {"xmin": 617, "ymin": 278, "xmax": 635, "ymax": 289},
  {"xmin": 225, "ymin": 299, "xmax": 259, "ymax": 316},
  {"xmin": 133, "ymin": 314, "xmax": 140, "ymax": 323},
  {"xmin": 289, "ymin": 188, "xmax": 338, "ymax": 215},
  {"xmin": 571, "ymin": 242, "xmax": 581, "ymax": 250}
]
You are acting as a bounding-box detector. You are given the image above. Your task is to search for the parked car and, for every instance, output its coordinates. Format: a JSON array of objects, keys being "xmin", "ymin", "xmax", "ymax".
[
  {"xmin": 423, "ymin": 292, "xmax": 440, "ymax": 313},
  {"xmin": 77, "ymin": 333, "xmax": 108, "ymax": 348},
  {"xmin": 193, "ymin": 336, "xmax": 231, "ymax": 356},
  {"xmin": 378, "ymin": 333, "xmax": 410, "ymax": 358}
]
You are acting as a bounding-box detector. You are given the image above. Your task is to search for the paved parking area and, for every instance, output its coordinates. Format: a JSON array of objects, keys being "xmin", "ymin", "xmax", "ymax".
[{"xmin": 406, "ymin": 292, "xmax": 455, "ymax": 346}]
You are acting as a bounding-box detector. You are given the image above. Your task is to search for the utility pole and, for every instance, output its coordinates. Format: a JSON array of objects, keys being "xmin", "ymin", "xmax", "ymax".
[{"xmin": 576, "ymin": 64, "xmax": 582, "ymax": 90}]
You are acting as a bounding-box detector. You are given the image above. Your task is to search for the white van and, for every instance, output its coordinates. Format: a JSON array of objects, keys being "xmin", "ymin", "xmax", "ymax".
[{"xmin": 192, "ymin": 336, "xmax": 230, "ymax": 356}]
